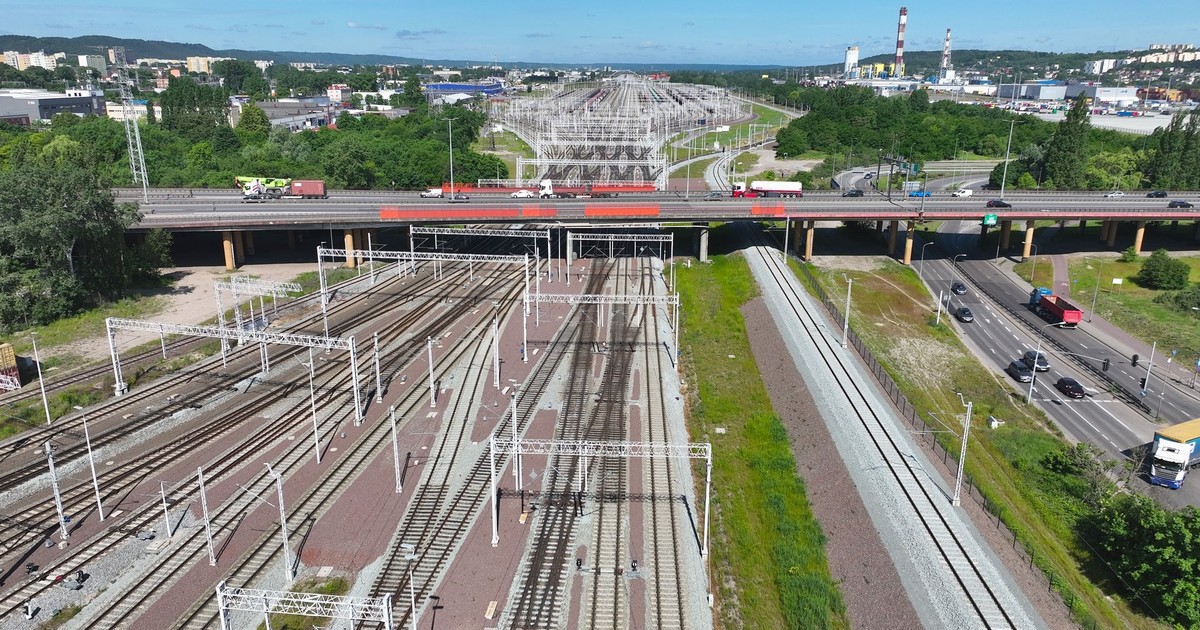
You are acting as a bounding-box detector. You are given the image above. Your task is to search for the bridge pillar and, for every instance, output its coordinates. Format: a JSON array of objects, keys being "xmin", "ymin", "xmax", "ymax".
[
  {"xmin": 1133, "ymin": 221, "xmax": 1146, "ymax": 255},
  {"xmin": 887, "ymin": 220, "xmax": 899, "ymax": 257},
  {"xmin": 287, "ymin": 230, "xmax": 296, "ymax": 249},
  {"xmin": 697, "ymin": 226, "xmax": 710, "ymax": 263},
  {"xmin": 244, "ymin": 231, "xmax": 256, "ymax": 256},
  {"xmin": 1106, "ymin": 221, "xmax": 1119, "ymax": 248},
  {"xmin": 344, "ymin": 229, "xmax": 357, "ymax": 268},
  {"xmin": 1021, "ymin": 220, "xmax": 1035, "ymax": 260},
  {"xmin": 233, "ymin": 231, "xmax": 246, "ymax": 266},
  {"xmin": 222, "ymin": 231, "xmax": 236, "ymax": 271},
  {"xmin": 1079, "ymin": 219, "xmax": 1087, "ymax": 235},
  {"xmin": 1099, "ymin": 220, "xmax": 1110, "ymax": 243},
  {"xmin": 1000, "ymin": 220, "xmax": 1012, "ymax": 250},
  {"xmin": 902, "ymin": 221, "xmax": 915, "ymax": 265},
  {"xmin": 788, "ymin": 220, "xmax": 801, "ymax": 255},
  {"xmin": 804, "ymin": 221, "xmax": 815, "ymax": 261},
  {"xmin": 876, "ymin": 220, "xmax": 885, "ymax": 237}
]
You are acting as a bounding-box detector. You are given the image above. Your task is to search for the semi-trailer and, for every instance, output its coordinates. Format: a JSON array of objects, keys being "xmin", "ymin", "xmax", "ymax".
[
  {"xmin": 1029, "ymin": 288, "xmax": 1083, "ymax": 327},
  {"xmin": 732, "ymin": 180, "xmax": 804, "ymax": 198},
  {"xmin": 1149, "ymin": 418, "xmax": 1200, "ymax": 488}
]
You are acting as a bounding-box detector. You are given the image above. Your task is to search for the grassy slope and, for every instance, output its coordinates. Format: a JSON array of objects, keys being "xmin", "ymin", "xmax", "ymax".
[
  {"xmin": 677, "ymin": 251, "xmax": 847, "ymax": 629},
  {"xmin": 800, "ymin": 258, "xmax": 1162, "ymax": 629}
]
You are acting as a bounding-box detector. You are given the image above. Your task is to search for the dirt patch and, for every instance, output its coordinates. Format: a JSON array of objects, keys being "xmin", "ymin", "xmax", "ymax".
[
  {"xmin": 742, "ymin": 148, "xmax": 821, "ymax": 179},
  {"xmin": 48, "ymin": 262, "xmax": 315, "ymax": 362}
]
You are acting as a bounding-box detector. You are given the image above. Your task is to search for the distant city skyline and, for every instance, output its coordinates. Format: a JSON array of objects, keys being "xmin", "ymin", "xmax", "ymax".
[{"xmin": 3, "ymin": 1, "xmax": 1198, "ymax": 67}]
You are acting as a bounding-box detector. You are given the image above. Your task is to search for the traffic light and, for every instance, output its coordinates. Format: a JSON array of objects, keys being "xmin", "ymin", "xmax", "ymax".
[
  {"xmin": 1140, "ymin": 378, "xmax": 1147, "ymax": 389},
  {"xmin": 1102, "ymin": 358, "xmax": 1111, "ymax": 372},
  {"xmin": 1132, "ymin": 354, "xmax": 1139, "ymax": 367}
]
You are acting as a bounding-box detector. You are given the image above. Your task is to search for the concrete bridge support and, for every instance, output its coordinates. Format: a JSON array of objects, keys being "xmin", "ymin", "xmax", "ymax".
[
  {"xmin": 287, "ymin": 230, "xmax": 296, "ymax": 249},
  {"xmin": 233, "ymin": 231, "xmax": 246, "ymax": 267},
  {"xmin": 343, "ymin": 229, "xmax": 357, "ymax": 268},
  {"xmin": 902, "ymin": 222, "xmax": 915, "ymax": 265},
  {"xmin": 222, "ymin": 231, "xmax": 236, "ymax": 271},
  {"xmin": 696, "ymin": 225, "xmax": 709, "ymax": 263},
  {"xmin": 888, "ymin": 220, "xmax": 899, "ymax": 257},
  {"xmin": 1106, "ymin": 221, "xmax": 1119, "ymax": 248},
  {"xmin": 1133, "ymin": 221, "xmax": 1147, "ymax": 255},
  {"xmin": 244, "ymin": 231, "xmax": 256, "ymax": 257},
  {"xmin": 1000, "ymin": 220, "xmax": 1012, "ymax": 251},
  {"xmin": 1021, "ymin": 220, "xmax": 1035, "ymax": 260},
  {"xmin": 789, "ymin": 219, "xmax": 803, "ymax": 256},
  {"xmin": 804, "ymin": 221, "xmax": 815, "ymax": 261}
]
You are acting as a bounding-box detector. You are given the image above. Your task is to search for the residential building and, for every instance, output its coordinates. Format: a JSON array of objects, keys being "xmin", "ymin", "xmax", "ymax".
[
  {"xmin": 186, "ymin": 56, "xmax": 232, "ymax": 74},
  {"xmin": 1083, "ymin": 59, "xmax": 1117, "ymax": 75},
  {"xmin": 327, "ymin": 84, "xmax": 352, "ymax": 102},
  {"xmin": 78, "ymin": 54, "xmax": 107, "ymax": 73}
]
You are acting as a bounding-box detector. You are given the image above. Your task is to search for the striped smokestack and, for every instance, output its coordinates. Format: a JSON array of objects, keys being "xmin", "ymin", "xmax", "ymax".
[{"xmin": 894, "ymin": 6, "xmax": 907, "ymax": 77}]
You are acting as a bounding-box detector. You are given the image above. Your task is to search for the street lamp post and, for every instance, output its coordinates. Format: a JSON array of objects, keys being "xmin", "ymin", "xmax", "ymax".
[
  {"xmin": 447, "ymin": 118, "xmax": 457, "ymax": 200},
  {"xmin": 999, "ymin": 119, "xmax": 1019, "ymax": 199},
  {"xmin": 920, "ymin": 241, "xmax": 935, "ymax": 280},
  {"xmin": 73, "ymin": 406, "xmax": 104, "ymax": 521},
  {"xmin": 1089, "ymin": 260, "xmax": 1104, "ymax": 323},
  {"xmin": 401, "ymin": 543, "xmax": 418, "ymax": 630},
  {"xmin": 952, "ymin": 253, "xmax": 967, "ymax": 288},
  {"xmin": 918, "ymin": 171, "xmax": 929, "ymax": 216},
  {"xmin": 1028, "ymin": 243, "xmax": 1040, "ymax": 284},
  {"xmin": 1027, "ymin": 322, "xmax": 1066, "ymax": 403},
  {"xmin": 952, "ymin": 393, "xmax": 973, "ymax": 506},
  {"xmin": 841, "ymin": 275, "xmax": 853, "ymax": 348}
]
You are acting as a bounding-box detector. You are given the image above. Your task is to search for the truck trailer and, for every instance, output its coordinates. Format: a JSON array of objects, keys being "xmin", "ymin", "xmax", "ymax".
[
  {"xmin": 732, "ymin": 180, "xmax": 803, "ymax": 198},
  {"xmin": 1149, "ymin": 418, "xmax": 1200, "ymax": 488},
  {"xmin": 1029, "ymin": 288, "xmax": 1083, "ymax": 327}
]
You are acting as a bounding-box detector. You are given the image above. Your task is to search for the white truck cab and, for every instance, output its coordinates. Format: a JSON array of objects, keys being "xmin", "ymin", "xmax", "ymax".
[{"xmin": 538, "ymin": 180, "xmax": 554, "ymax": 199}]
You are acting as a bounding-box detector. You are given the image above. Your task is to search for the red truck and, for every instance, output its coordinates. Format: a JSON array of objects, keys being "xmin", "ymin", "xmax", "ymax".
[{"xmin": 1029, "ymin": 288, "xmax": 1083, "ymax": 327}]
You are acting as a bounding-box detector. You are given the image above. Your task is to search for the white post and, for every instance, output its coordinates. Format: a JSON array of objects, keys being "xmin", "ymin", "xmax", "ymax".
[
  {"xmin": 1026, "ymin": 335, "xmax": 1045, "ymax": 404},
  {"xmin": 349, "ymin": 336, "xmax": 363, "ymax": 425},
  {"xmin": 368, "ymin": 231, "xmax": 376, "ymax": 286},
  {"xmin": 522, "ymin": 293, "xmax": 528, "ymax": 364},
  {"xmin": 265, "ymin": 463, "xmax": 294, "ymax": 582},
  {"xmin": 391, "ymin": 406, "xmax": 402, "ymax": 493},
  {"xmin": 841, "ymin": 277, "xmax": 853, "ymax": 348},
  {"xmin": 566, "ymin": 231, "xmax": 572, "ymax": 287},
  {"xmin": 546, "ymin": 229, "xmax": 552, "ymax": 283},
  {"xmin": 490, "ymin": 434, "xmax": 499, "ymax": 547},
  {"xmin": 702, "ymin": 453, "xmax": 712, "ymax": 556},
  {"xmin": 935, "ymin": 290, "xmax": 944, "ymax": 325},
  {"xmin": 952, "ymin": 400, "xmax": 971, "ymax": 506},
  {"xmin": 1144, "ymin": 340, "xmax": 1157, "ymax": 395},
  {"xmin": 160, "ymin": 480, "xmax": 173, "ymax": 538},
  {"xmin": 199, "ymin": 467, "xmax": 217, "ymax": 565},
  {"xmin": 31, "ymin": 333, "xmax": 52, "ymax": 425},
  {"xmin": 317, "ymin": 248, "xmax": 330, "ymax": 339},
  {"xmin": 781, "ymin": 217, "xmax": 789, "ymax": 263},
  {"xmin": 408, "ymin": 567, "xmax": 418, "ymax": 630},
  {"xmin": 306, "ymin": 348, "xmax": 321, "ymax": 465},
  {"xmin": 427, "ymin": 336, "xmax": 436, "ymax": 408},
  {"xmin": 158, "ymin": 325, "xmax": 167, "ymax": 359},
  {"xmin": 492, "ymin": 316, "xmax": 500, "ymax": 390},
  {"xmin": 524, "ymin": 254, "xmax": 531, "ymax": 315},
  {"xmin": 45, "ymin": 442, "xmax": 69, "ymax": 540},
  {"xmin": 79, "ymin": 410, "xmax": 104, "ymax": 520},
  {"xmin": 374, "ymin": 332, "xmax": 384, "ymax": 403},
  {"xmin": 510, "ymin": 393, "xmax": 519, "ymax": 485}
]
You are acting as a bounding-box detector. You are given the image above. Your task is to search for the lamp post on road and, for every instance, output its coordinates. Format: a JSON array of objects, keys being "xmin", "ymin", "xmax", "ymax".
[
  {"xmin": 841, "ymin": 274, "xmax": 853, "ymax": 348},
  {"xmin": 920, "ymin": 241, "xmax": 935, "ymax": 280},
  {"xmin": 1089, "ymin": 260, "xmax": 1104, "ymax": 323},
  {"xmin": 1027, "ymin": 322, "xmax": 1066, "ymax": 404},
  {"xmin": 999, "ymin": 119, "xmax": 1019, "ymax": 199},
  {"xmin": 952, "ymin": 393, "xmax": 973, "ymax": 506},
  {"xmin": 1028, "ymin": 243, "xmax": 1040, "ymax": 284},
  {"xmin": 952, "ymin": 253, "xmax": 967, "ymax": 288},
  {"xmin": 447, "ymin": 118, "xmax": 457, "ymax": 200}
]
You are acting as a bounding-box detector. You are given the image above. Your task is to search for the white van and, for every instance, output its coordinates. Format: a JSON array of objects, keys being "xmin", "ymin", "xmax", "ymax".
[
  {"xmin": 952, "ymin": 188, "xmax": 973, "ymax": 197},
  {"xmin": 420, "ymin": 188, "xmax": 443, "ymax": 198}
]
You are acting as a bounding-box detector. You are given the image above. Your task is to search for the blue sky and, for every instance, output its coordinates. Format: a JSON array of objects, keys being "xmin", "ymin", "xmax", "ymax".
[{"xmin": 5, "ymin": 1, "xmax": 1199, "ymax": 66}]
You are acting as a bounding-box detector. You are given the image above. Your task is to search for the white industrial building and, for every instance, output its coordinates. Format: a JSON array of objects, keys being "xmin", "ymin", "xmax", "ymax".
[
  {"xmin": 843, "ymin": 46, "xmax": 859, "ymax": 79},
  {"xmin": 1065, "ymin": 84, "xmax": 1140, "ymax": 107}
]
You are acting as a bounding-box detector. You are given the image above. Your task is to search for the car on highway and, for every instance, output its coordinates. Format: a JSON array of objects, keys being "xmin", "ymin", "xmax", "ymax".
[
  {"xmin": 1147, "ymin": 190, "xmax": 1168, "ymax": 198},
  {"xmin": 1022, "ymin": 349, "xmax": 1050, "ymax": 372},
  {"xmin": 1103, "ymin": 190, "xmax": 1125, "ymax": 198},
  {"xmin": 1168, "ymin": 200, "xmax": 1194, "ymax": 208},
  {"xmin": 864, "ymin": 172, "xmax": 873, "ymax": 179},
  {"xmin": 955, "ymin": 307, "xmax": 974, "ymax": 323},
  {"xmin": 986, "ymin": 199, "xmax": 1011, "ymax": 208},
  {"xmin": 702, "ymin": 191, "xmax": 724, "ymax": 202},
  {"xmin": 1006, "ymin": 361, "xmax": 1034, "ymax": 383},
  {"xmin": 951, "ymin": 188, "xmax": 973, "ymax": 197},
  {"xmin": 510, "ymin": 189, "xmax": 536, "ymax": 198},
  {"xmin": 447, "ymin": 192, "xmax": 469, "ymax": 203},
  {"xmin": 842, "ymin": 189, "xmax": 864, "ymax": 197},
  {"xmin": 908, "ymin": 190, "xmax": 932, "ymax": 197},
  {"xmin": 1055, "ymin": 377, "xmax": 1086, "ymax": 398},
  {"xmin": 951, "ymin": 281, "xmax": 967, "ymax": 295}
]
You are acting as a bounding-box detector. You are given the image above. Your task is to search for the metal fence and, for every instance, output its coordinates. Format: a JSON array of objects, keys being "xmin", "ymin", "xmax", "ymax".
[{"xmin": 794, "ymin": 260, "xmax": 1097, "ymax": 629}]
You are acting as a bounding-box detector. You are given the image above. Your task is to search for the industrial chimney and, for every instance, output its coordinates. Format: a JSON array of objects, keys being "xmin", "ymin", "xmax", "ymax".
[{"xmin": 893, "ymin": 7, "xmax": 907, "ymax": 78}]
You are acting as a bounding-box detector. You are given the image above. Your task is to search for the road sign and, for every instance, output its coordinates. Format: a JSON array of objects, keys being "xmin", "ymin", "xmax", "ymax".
[{"xmin": 983, "ymin": 214, "xmax": 998, "ymax": 226}]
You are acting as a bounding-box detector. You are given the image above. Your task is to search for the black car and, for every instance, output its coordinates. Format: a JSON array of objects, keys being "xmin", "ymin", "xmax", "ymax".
[
  {"xmin": 1168, "ymin": 200, "xmax": 1194, "ymax": 208},
  {"xmin": 1006, "ymin": 361, "xmax": 1034, "ymax": 383},
  {"xmin": 1055, "ymin": 377, "xmax": 1086, "ymax": 398},
  {"xmin": 986, "ymin": 199, "xmax": 1012, "ymax": 208},
  {"xmin": 1147, "ymin": 190, "xmax": 1168, "ymax": 198},
  {"xmin": 955, "ymin": 307, "xmax": 974, "ymax": 323},
  {"xmin": 842, "ymin": 189, "xmax": 864, "ymax": 197},
  {"xmin": 951, "ymin": 281, "xmax": 967, "ymax": 295},
  {"xmin": 1022, "ymin": 349, "xmax": 1050, "ymax": 372},
  {"xmin": 447, "ymin": 192, "xmax": 470, "ymax": 203}
]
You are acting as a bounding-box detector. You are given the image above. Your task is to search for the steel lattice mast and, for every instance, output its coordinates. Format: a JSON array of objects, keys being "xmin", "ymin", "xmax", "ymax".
[{"xmin": 112, "ymin": 46, "xmax": 148, "ymax": 200}]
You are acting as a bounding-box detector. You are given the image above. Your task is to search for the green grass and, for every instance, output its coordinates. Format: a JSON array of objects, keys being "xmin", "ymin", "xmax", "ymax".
[
  {"xmin": 677, "ymin": 247, "xmax": 847, "ymax": 630},
  {"xmin": 669, "ymin": 157, "xmax": 718, "ymax": 180},
  {"xmin": 1066, "ymin": 254, "xmax": 1200, "ymax": 364},
  {"xmin": 2, "ymin": 296, "xmax": 165, "ymax": 352},
  {"xmin": 36, "ymin": 604, "xmax": 82, "ymax": 629},
  {"xmin": 473, "ymin": 131, "xmax": 535, "ymax": 179},
  {"xmin": 799, "ymin": 257, "xmax": 1164, "ymax": 630},
  {"xmin": 257, "ymin": 577, "xmax": 350, "ymax": 630}
]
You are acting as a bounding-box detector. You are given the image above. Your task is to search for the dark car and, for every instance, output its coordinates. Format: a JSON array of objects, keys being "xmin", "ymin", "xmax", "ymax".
[
  {"xmin": 447, "ymin": 192, "xmax": 470, "ymax": 203},
  {"xmin": 702, "ymin": 191, "xmax": 724, "ymax": 202},
  {"xmin": 1168, "ymin": 200, "xmax": 1194, "ymax": 208},
  {"xmin": 908, "ymin": 190, "xmax": 932, "ymax": 197},
  {"xmin": 951, "ymin": 281, "xmax": 967, "ymax": 295},
  {"xmin": 1055, "ymin": 377, "xmax": 1086, "ymax": 398},
  {"xmin": 842, "ymin": 189, "xmax": 864, "ymax": 197},
  {"xmin": 1006, "ymin": 361, "xmax": 1034, "ymax": 383},
  {"xmin": 955, "ymin": 307, "xmax": 974, "ymax": 323},
  {"xmin": 1022, "ymin": 349, "xmax": 1050, "ymax": 372},
  {"xmin": 986, "ymin": 199, "xmax": 1012, "ymax": 208},
  {"xmin": 1147, "ymin": 190, "xmax": 1168, "ymax": 198}
]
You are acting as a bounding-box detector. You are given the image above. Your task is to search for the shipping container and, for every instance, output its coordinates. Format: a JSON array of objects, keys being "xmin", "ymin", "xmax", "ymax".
[{"xmin": 290, "ymin": 180, "xmax": 328, "ymax": 199}]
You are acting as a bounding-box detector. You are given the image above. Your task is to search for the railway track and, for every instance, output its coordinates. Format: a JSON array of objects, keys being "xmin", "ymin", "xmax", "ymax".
[{"xmin": 745, "ymin": 223, "xmax": 1022, "ymax": 629}]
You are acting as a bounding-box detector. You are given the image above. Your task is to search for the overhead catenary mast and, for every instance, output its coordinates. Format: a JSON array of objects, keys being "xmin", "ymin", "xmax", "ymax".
[{"xmin": 113, "ymin": 46, "xmax": 148, "ymax": 201}]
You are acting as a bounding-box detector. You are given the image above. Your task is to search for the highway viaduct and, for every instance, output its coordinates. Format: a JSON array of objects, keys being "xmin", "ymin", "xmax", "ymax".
[{"xmin": 119, "ymin": 188, "xmax": 1200, "ymax": 270}]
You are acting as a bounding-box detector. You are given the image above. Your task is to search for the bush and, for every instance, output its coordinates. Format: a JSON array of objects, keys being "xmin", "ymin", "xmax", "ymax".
[
  {"xmin": 1118, "ymin": 246, "xmax": 1140, "ymax": 263},
  {"xmin": 1136, "ymin": 249, "xmax": 1190, "ymax": 290}
]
